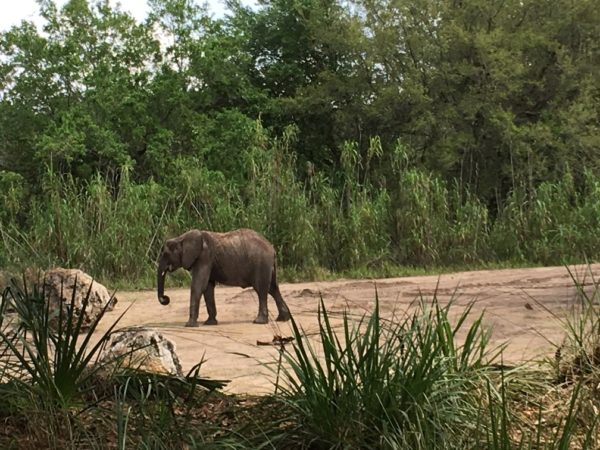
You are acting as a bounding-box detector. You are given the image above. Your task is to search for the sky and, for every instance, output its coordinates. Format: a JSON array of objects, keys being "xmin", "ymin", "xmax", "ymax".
[{"xmin": 0, "ymin": 0, "xmax": 232, "ymax": 31}]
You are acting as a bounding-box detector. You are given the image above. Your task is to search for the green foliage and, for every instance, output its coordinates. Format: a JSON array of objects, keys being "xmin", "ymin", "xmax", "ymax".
[
  {"xmin": 0, "ymin": 276, "xmax": 228, "ymax": 448},
  {"xmin": 108, "ymin": 366, "xmax": 228, "ymax": 448},
  {"xmin": 277, "ymin": 295, "xmax": 501, "ymax": 448},
  {"xmin": 1, "ymin": 0, "xmax": 599, "ymax": 280},
  {"xmin": 0, "ymin": 170, "xmax": 26, "ymax": 224},
  {"xmin": 0, "ymin": 277, "xmax": 124, "ymax": 407},
  {"xmin": 267, "ymin": 284, "xmax": 600, "ymax": 449},
  {"xmin": 3, "ymin": 275, "xmax": 600, "ymax": 448},
  {"xmin": 391, "ymin": 168, "xmax": 490, "ymax": 265},
  {"xmin": 5, "ymin": 134, "xmax": 600, "ymax": 283},
  {"xmin": 2, "ymin": 168, "xmax": 168, "ymax": 283},
  {"xmin": 480, "ymin": 268, "xmax": 600, "ymax": 450},
  {"xmin": 550, "ymin": 268, "xmax": 600, "ymax": 388},
  {"xmin": 491, "ymin": 172, "xmax": 600, "ymax": 264}
]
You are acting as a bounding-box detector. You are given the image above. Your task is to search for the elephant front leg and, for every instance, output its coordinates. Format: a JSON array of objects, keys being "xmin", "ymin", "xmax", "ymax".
[
  {"xmin": 185, "ymin": 294, "xmax": 200, "ymax": 327},
  {"xmin": 186, "ymin": 288, "xmax": 201, "ymax": 327},
  {"xmin": 186, "ymin": 267, "xmax": 209, "ymax": 327},
  {"xmin": 203, "ymin": 281, "xmax": 218, "ymax": 325}
]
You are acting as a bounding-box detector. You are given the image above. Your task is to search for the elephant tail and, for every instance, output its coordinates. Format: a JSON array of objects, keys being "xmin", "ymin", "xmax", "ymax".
[{"xmin": 270, "ymin": 259, "xmax": 280, "ymax": 290}]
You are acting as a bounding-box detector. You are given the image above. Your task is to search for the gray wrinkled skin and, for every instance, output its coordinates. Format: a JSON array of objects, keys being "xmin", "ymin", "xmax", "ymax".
[{"xmin": 157, "ymin": 228, "xmax": 291, "ymax": 326}]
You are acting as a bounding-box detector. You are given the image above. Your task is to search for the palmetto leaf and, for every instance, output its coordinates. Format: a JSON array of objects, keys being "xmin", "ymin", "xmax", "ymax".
[{"xmin": 0, "ymin": 276, "xmax": 128, "ymax": 406}]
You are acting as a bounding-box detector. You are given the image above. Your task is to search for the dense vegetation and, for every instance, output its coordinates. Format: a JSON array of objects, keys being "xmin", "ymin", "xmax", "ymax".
[
  {"xmin": 0, "ymin": 0, "xmax": 599, "ymax": 283},
  {"xmin": 1, "ymin": 276, "xmax": 599, "ymax": 448},
  {"xmin": 1, "ymin": 3, "xmax": 598, "ymax": 447}
]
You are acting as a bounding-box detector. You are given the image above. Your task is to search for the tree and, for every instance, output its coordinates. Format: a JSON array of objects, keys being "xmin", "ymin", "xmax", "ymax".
[
  {"xmin": 228, "ymin": 0, "xmax": 375, "ymax": 167},
  {"xmin": 0, "ymin": 0, "xmax": 158, "ymax": 182}
]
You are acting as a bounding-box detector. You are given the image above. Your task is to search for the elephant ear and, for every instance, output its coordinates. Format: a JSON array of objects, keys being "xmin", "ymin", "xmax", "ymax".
[
  {"xmin": 181, "ymin": 231, "xmax": 209, "ymax": 270},
  {"xmin": 165, "ymin": 239, "xmax": 178, "ymax": 255}
]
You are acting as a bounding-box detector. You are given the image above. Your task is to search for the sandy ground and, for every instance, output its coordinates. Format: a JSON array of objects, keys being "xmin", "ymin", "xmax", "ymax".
[{"xmin": 95, "ymin": 264, "xmax": 600, "ymax": 395}]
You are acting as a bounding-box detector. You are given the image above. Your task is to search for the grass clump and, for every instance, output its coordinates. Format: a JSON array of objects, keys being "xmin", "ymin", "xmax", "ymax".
[
  {"xmin": 0, "ymin": 277, "xmax": 127, "ymax": 408},
  {"xmin": 552, "ymin": 268, "xmax": 600, "ymax": 385},
  {"xmin": 0, "ymin": 278, "xmax": 230, "ymax": 449},
  {"xmin": 3, "ymin": 270, "xmax": 600, "ymax": 448},
  {"xmin": 275, "ymin": 294, "xmax": 502, "ymax": 449},
  {"xmin": 264, "ymin": 272, "xmax": 600, "ymax": 449}
]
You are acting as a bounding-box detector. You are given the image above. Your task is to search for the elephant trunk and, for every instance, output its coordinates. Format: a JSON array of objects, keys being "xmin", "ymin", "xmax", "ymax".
[{"xmin": 157, "ymin": 259, "xmax": 170, "ymax": 306}]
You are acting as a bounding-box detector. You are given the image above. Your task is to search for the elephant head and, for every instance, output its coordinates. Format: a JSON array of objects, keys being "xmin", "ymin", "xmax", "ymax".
[{"xmin": 157, "ymin": 231, "xmax": 207, "ymax": 306}]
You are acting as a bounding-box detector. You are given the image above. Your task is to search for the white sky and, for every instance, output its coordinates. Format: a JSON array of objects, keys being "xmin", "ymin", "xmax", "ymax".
[{"xmin": 0, "ymin": 0, "xmax": 233, "ymax": 31}]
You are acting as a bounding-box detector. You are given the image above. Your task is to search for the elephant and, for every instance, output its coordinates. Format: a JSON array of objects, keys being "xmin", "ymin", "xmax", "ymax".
[{"xmin": 156, "ymin": 228, "xmax": 292, "ymax": 326}]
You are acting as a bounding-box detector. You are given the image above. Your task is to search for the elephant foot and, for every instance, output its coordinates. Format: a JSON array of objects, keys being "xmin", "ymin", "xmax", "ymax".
[
  {"xmin": 253, "ymin": 315, "xmax": 268, "ymax": 324},
  {"xmin": 185, "ymin": 320, "xmax": 200, "ymax": 327},
  {"xmin": 276, "ymin": 312, "xmax": 291, "ymax": 322},
  {"xmin": 204, "ymin": 318, "xmax": 218, "ymax": 326}
]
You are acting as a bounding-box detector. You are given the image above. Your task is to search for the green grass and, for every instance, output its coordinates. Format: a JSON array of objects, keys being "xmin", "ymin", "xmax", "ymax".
[
  {"xmin": 280, "ymin": 260, "xmax": 536, "ymax": 283},
  {"xmin": 2, "ymin": 271, "xmax": 600, "ymax": 448},
  {"xmin": 0, "ymin": 276, "xmax": 128, "ymax": 407},
  {"xmin": 3, "ymin": 129, "xmax": 600, "ymax": 287},
  {"xmin": 272, "ymin": 294, "xmax": 503, "ymax": 449},
  {"xmin": 0, "ymin": 278, "xmax": 230, "ymax": 449},
  {"xmin": 263, "ymin": 272, "xmax": 600, "ymax": 449}
]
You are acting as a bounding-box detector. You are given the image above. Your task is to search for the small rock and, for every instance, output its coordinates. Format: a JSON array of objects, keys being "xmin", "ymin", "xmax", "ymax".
[
  {"xmin": 296, "ymin": 288, "xmax": 320, "ymax": 298},
  {"xmin": 99, "ymin": 327, "xmax": 183, "ymax": 376}
]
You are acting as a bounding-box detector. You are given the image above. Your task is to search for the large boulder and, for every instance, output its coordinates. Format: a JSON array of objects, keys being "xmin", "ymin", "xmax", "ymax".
[
  {"xmin": 42, "ymin": 268, "xmax": 117, "ymax": 331},
  {"xmin": 99, "ymin": 327, "xmax": 183, "ymax": 376}
]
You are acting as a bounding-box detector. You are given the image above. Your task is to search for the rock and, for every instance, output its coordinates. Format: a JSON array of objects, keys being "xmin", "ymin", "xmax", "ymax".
[
  {"xmin": 99, "ymin": 327, "xmax": 183, "ymax": 376},
  {"xmin": 42, "ymin": 268, "xmax": 117, "ymax": 331}
]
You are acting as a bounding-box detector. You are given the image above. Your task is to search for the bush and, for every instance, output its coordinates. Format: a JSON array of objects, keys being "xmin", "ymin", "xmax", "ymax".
[
  {"xmin": 3, "ymin": 129, "xmax": 600, "ymax": 284},
  {"xmin": 0, "ymin": 277, "xmax": 227, "ymax": 448},
  {"xmin": 277, "ymin": 294, "xmax": 502, "ymax": 448}
]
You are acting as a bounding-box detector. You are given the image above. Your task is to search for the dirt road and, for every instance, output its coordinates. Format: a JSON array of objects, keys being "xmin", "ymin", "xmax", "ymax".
[{"xmin": 96, "ymin": 264, "xmax": 600, "ymax": 395}]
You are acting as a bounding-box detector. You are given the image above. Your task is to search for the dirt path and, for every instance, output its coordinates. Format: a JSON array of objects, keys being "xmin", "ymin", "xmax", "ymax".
[{"xmin": 95, "ymin": 264, "xmax": 600, "ymax": 395}]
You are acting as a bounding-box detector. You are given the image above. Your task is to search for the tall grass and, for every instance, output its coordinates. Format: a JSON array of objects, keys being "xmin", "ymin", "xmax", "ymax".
[
  {"xmin": 268, "ymin": 281, "xmax": 600, "ymax": 449},
  {"xmin": 3, "ymin": 129, "xmax": 600, "ymax": 284},
  {"xmin": 275, "ymin": 294, "xmax": 502, "ymax": 448},
  {"xmin": 243, "ymin": 124, "xmax": 320, "ymax": 269},
  {"xmin": 491, "ymin": 171, "xmax": 600, "ymax": 264},
  {"xmin": 0, "ymin": 277, "xmax": 229, "ymax": 449},
  {"xmin": 308, "ymin": 139, "xmax": 392, "ymax": 271},
  {"xmin": 391, "ymin": 169, "xmax": 490, "ymax": 265},
  {"xmin": 0, "ymin": 168, "xmax": 168, "ymax": 284}
]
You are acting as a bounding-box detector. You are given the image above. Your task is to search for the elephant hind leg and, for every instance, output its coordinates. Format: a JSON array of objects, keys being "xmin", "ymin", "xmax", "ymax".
[
  {"xmin": 270, "ymin": 269, "xmax": 291, "ymax": 322},
  {"xmin": 204, "ymin": 281, "xmax": 218, "ymax": 325},
  {"xmin": 253, "ymin": 285, "xmax": 269, "ymax": 324}
]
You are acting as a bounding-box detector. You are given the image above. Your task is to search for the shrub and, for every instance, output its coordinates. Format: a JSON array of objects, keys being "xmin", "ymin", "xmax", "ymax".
[{"xmin": 277, "ymin": 294, "xmax": 501, "ymax": 448}]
